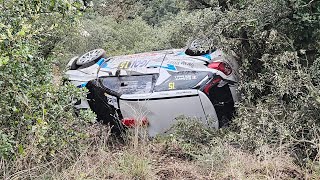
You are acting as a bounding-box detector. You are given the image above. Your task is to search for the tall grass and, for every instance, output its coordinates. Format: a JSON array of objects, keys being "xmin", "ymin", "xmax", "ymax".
[{"xmin": 2, "ymin": 118, "xmax": 319, "ymax": 179}]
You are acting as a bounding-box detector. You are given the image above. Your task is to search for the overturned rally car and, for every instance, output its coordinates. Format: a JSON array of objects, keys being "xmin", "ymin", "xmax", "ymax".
[{"xmin": 65, "ymin": 47, "xmax": 239, "ymax": 137}]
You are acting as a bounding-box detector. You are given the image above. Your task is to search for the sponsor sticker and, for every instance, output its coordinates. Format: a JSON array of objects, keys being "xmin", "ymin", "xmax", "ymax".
[
  {"xmin": 167, "ymin": 60, "xmax": 195, "ymax": 68},
  {"xmin": 174, "ymin": 75, "xmax": 197, "ymax": 81},
  {"xmin": 118, "ymin": 59, "xmax": 150, "ymax": 69}
]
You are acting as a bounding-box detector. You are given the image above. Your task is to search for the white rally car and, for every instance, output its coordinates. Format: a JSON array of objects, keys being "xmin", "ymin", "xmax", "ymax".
[{"xmin": 65, "ymin": 45, "xmax": 239, "ymax": 137}]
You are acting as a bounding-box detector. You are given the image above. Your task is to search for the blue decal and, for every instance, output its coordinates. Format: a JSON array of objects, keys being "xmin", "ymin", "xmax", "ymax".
[
  {"xmin": 147, "ymin": 64, "xmax": 177, "ymax": 71},
  {"xmin": 164, "ymin": 64, "xmax": 177, "ymax": 71},
  {"xmin": 96, "ymin": 58, "xmax": 110, "ymax": 69},
  {"xmin": 101, "ymin": 62, "xmax": 109, "ymax": 69},
  {"xmin": 177, "ymin": 52, "xmax": 186, "ymax": 56},
  {"xmin": 96, "ymin": 58, "xmax": 105, "ymax": 66},
  {"xmin": 202, "ymin": 54, "xmax": 211, "ymax": 60},
  {"xmin": 77, "ymin": 82, "xmax": 88, "ymax": 88}
]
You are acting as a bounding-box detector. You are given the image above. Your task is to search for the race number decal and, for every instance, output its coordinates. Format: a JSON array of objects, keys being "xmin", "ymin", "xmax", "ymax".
[
  {"xmin": 169, "ymin": 82, "xmax": 175, "ymax": 90},
  {"xmin": 118, "ymin": 61, "xmax": 131, "ymax": 69}
]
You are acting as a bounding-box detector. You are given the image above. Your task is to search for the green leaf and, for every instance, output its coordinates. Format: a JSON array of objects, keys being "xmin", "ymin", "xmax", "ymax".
[
  {"xmin": 6, "ymin": 29, "xmax": 12, "ymax": 39},
  {"xmin": 18, "ymin": 144, "xmax": 25, "ymax": 155},
  {"xmin": 17, "ymin": 29, "xmax": 25, "ymax": 37},
  {"xmin": 0, "ymin": 56, "xmax": 9, "ymax": 67}
]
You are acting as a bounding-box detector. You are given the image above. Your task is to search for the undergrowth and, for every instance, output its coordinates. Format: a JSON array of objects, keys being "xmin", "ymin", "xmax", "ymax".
[{"xmin": 1, "ymin": 0, "xmax": 319, "ymax": 179}]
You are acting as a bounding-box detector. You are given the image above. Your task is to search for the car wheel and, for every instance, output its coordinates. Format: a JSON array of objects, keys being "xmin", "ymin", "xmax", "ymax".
[
  {"xmin": 76, "ymin": 49, "xmax": 106, "ymax": 66},
  {"xmin": 185, "ymin": 38, "xmax": 215, "ymax": 56},
  {"xmin": 206, "ymin": 84, "xmax": 235, "ymax": 128},
  {"xmin": 66, "ymin": 56, "xmax": 80, "ymax": 70}
]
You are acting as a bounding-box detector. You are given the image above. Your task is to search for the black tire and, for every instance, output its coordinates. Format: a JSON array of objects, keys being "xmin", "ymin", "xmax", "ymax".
[
  {"xmin": 185, "ymin": 38, "xmax": 215, "ymax": 56},
  {"xmin": 206, "ymin": 84, "xmax": 235, "ymax": 128},
  {"xmin": 215, "ymin": 102, "xmax": 235, "ymax": 128},
  {"xmin": 76, "ymin": 49, "xmax": 106, "ymax": 66},
  {"xmin": 70, "ymin": 58, "xmax": 80, "ymax": 70},
  {"xmin": 66, "ymin": 56, "xmax": 80, "ymax": 70},
  {"xmin": 185, "ymin": 48, "xmax": 211, "ymax": 56}
]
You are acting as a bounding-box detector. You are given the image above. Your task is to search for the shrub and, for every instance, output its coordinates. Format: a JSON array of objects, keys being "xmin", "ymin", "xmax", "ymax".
[
  {"xmin": 57, "ymin": 16, "xmax": 172, "ymax": 57},
  {"xmin": 156, "ymin": 0, "xmax": 320, "ymax": 164},
  {"xmin": 2, "ymin": 0, "xmax": 319, "ymax": 176},
  {"xmin": 311, "ymin": 58, "xmax": 320, "ymax": 87},
  {"xmin": 171, "ymin": 116, "xmax": 215, "ymax": 145},
  {"xmin": 0, "ymin": 0, "xmax": 95, "ymax": 164},
  {"xmin": 0, "ymin": 131, "xmax": 15, "ymax": 159}
]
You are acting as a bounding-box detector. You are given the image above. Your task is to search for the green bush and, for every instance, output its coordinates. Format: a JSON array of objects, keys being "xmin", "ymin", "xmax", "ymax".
[
  {"xmin": 1, "ymin": 0, "xmax": 320, "ymax": 175},
  {"xmin": 0, "ymin": 131, "xmax": 15, "ymax": 159},
  {"xmin": 171, "ymin": 116, "xmax": 215, "ymax": 145},
  {"xmin": 0, "ymin": 0, "xmax": 94, "ymax": 163},
  {"xmin": 57, "ymin": 16, "xmax": 172, "ymax": 57},
  {"xmin": 59, "ymin": 0, "xmax": 320, "ymax": 162},
  {"xmin": 155, "ymin": 0, "xmax": 320, "ymax": 164},
  {"xmin": 311, "ymin": 58, "xmax": 320, "ymax": 87}
]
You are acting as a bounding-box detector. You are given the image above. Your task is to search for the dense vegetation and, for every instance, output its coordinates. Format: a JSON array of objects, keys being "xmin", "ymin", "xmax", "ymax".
[{"xmin": 1, "ymin": 0, "xmax": 319, "ymax": 179}]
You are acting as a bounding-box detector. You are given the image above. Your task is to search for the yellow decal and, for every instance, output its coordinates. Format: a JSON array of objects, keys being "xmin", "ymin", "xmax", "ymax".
[
  {"xmin": 169, "ymin": 82, "xmax": 175, "ymax": 90},
  {"xmin": 118, "ymin": 61, "xmax": 131, "ymax": 69}
]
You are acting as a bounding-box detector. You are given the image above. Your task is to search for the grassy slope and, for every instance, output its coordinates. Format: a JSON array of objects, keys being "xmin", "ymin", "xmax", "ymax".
[{"xmin": 2, "ymin": 123, "xmax": 309, "ymax": 180}]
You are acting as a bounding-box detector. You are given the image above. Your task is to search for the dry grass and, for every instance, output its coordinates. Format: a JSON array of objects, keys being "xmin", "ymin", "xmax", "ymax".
[
  {"xmin": 1, "ymin": 122, "xmax": 317, "ymax": 180},
  {"xmin": 196, "ymin": 145, "xmax": 304, "ymax": 180},
  {"xmin": 151, "ymin": 143, "xmax": 207, "ymax": 180}
]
